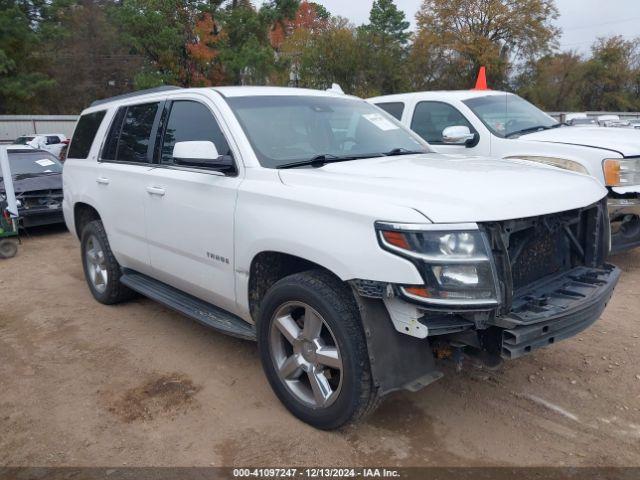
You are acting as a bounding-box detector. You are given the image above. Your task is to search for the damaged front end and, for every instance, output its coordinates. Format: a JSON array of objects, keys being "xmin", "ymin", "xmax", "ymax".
[
  {"xmin": 353, "ymin": 198, "xmax": 620, "ymax": 396},
  {"xmin": 16, "ymin": 188, "xmax": 64, "ymax": 227}
]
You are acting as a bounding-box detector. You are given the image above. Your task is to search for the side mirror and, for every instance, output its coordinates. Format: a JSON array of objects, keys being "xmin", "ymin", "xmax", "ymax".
[
  {"xmin": 442, "ymin": 126, "xmax": 476, "ymax": 146},
  {"xmin": 173, "ymin": 141, "xmax": 233, "ymax": 170}
]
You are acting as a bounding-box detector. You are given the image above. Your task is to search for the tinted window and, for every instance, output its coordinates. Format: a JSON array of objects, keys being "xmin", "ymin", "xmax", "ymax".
[
  {"xmin": 102, "ymin": 103, "xmax": 159, "ymax": 163},
  {"xmin": 46, "ymin": 136, "xmax": 60, "ymax": 145},
  {"xmin": 411, "ymin": 101, "xmax": 475, "ymax": 144},
  {"xmin": 68, "ymin": 111, "xmax": 106, "ymax": 159},
  {"xmin": 102, "ymin": 108, "xmax": 126, "ymax": 160},
  {"xmin": 375, "ymin": 102, "xmax": 405, "ymax": 120},
  {"xmin": 160, "ymin": 101, "xmax": 231, "ymax": 164},
  {"xmin": 117, "ymin": 103, "xmax": 159, "ymax": 163}
]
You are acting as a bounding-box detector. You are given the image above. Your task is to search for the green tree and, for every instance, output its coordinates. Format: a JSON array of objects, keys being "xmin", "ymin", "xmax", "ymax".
[
  {"xmin": 216, "ymin": 1, "xmax": 278, "ymax": 85},
  {"xmin": 110, "ymin": 0, "xmax": 204, "ymax": 87},
  {"xmin": 579, "ymin": 36, "xmax": 640, "ymax": 111},
  {"xmin": 365, "ymin": 0, "xmax": 410, "ymax": 45},
  {"xmin": 412, "ymin": 0, "xmax": 559, "ymax": 89},
  {"xmin": 37, "ymin": 0, "xmax": 143, "ymax": 113},
  {"xmin": 0, "ymin": 0, "xmax": 55, "ymax": 113},
  {"xmin": 309, "ymin": 2, "xmax": 329, "ymax": 20},
  {"xmin": 359, "ymin": 0, "xmax": 411, "ymax": 95},
  {"xmin": 516, "ymin": 51, "xmax": 586, "ymax": 111},
  {"xmin": 280, "ymin": 17, "xmax": 370, "ymax": 95}
]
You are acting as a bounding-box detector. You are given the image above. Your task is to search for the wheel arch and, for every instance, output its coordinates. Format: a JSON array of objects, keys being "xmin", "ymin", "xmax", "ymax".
[
  {"xmin": 247, "ymin": 251, "xmax": 348, "ymax": 323},
  {"xmin": 73, "ymin": 202, "xmax": 102, "ymax": 240}
]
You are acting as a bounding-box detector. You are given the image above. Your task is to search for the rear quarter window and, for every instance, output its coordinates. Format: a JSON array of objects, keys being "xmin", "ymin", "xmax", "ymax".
[
  {"xmin": 68, "ymin": 111, "xmax": 107, "ymax": 159},
  {"xmin": 101, "ymin": 103, "xmax": 160, "ymax": 163}
]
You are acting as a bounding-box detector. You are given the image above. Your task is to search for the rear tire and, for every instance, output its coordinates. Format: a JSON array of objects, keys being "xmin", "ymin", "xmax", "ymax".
[
  {"xmin": 257, "ymin": 270, "xmax": 378, "ymax": 429},
  {"xmin": 80, "ymin": 220, "xmax": 135, "ymax": 304}
]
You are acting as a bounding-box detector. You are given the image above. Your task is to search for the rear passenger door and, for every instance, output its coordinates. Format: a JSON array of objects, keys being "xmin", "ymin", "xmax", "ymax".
[
  {"xmin": 144, "ymin": 96, "xmax": 241, "ymax": 312},
  {"xmin": 95, "ymin": 101, "xmax": 163, "ymax": 273}
]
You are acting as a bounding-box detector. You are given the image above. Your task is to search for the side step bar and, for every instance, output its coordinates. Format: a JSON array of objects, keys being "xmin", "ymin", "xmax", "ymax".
[{"xmin": 120, "ymin": 270, "xmax": 256, "ymax": 341}]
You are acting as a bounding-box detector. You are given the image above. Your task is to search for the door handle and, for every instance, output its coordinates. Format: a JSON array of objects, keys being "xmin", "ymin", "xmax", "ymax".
[
  {"xmin": 96, "ymin": 177, "xmax": 110, "ymax": 185},
  {"xmin": 146, "ymin": 186, "xmax": 166, "ymax": 196}
]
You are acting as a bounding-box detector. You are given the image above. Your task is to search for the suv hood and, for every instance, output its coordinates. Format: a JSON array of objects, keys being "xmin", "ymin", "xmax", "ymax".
[
  {"xmin": 521, "ymin": 126, "xmax": 640, "ymax": 157},
  {"xmin": 278, "ymin": 154, "xmax": 606, "ymax": 223}
]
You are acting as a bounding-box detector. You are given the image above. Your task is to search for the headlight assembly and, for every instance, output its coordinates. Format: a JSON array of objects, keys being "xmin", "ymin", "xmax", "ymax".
[
  {"xmin": 603, "ymin": 158, "xmax": 640, "ymax": 187},
  {"xmin": 505, "ymin": 156, "xmax": 588, "ymax": 174},
  {"xmin": 376, "ymin": 222, "xmax": 500, "ymax": 308}
]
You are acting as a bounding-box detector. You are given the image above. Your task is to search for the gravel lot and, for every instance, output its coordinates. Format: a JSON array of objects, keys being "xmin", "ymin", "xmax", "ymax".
[{"xmin": 1, "ymin": 226, "xmax": 639, "ymax": 467}]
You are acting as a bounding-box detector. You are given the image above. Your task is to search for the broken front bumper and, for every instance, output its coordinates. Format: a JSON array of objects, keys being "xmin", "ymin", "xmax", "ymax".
[
  {"xmin": 495, "ymin": 265, "xmax": 620, "ymax": 359},
  {"xmin": 608, "ymin": 197, "xmax": 640, "ymax": 254},
  {"xmin": 19, "ymin": 206, "xmax": 64, "ymax": 227}
]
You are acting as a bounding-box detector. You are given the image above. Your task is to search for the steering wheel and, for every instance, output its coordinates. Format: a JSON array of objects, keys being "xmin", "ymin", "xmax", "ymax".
[{"xmin": 338, "ymin": 137, "xmax": 357, "ymax": 151}]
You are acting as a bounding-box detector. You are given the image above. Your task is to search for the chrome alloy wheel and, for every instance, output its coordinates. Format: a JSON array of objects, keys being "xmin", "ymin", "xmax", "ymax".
[
  {"xmin": 85, "ymin": 234, "xmax": 108, "ymax": 294},
  {"xmin": 269, "ymin": 301, "xmax": 343, "ymax": 408}
]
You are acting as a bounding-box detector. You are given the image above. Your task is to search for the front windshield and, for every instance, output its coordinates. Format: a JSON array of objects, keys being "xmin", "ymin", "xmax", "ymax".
[
  {"xmin": 463, "ymin": 94, "xmax": 559, "ymax": 138},
  {"xmin": 4, "ymin": 151, "xmax": 63, "ymax": 178},
  {"xmin": 225, "ymin": 95, "xmax": 429, "ymax": 168}
]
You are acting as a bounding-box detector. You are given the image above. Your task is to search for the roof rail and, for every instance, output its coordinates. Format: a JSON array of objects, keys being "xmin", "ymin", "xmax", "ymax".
[{"xmin": 90, "ymin": 86, "xmax": 183, "ymax": 107}]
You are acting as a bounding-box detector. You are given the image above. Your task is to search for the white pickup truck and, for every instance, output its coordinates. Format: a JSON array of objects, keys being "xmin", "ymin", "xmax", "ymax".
[
  {"xmin": 63, "ymin": 86, "xmax": 619, "ymax": 429},
  {"xmin": 369, "ymin": 90, "xmax": 640, "ymax": 254}
]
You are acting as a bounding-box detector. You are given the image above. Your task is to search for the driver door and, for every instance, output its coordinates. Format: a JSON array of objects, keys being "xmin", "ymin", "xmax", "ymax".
[
  {"xmin": 409, "ymin": 101, "xmax": 484, "ymax": 155},
  {"xmin": 144, "ymin": 97, "xmax": 241, "ymax": 313}
]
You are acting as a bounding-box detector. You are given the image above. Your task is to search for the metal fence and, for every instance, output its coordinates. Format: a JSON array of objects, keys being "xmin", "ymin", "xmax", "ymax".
[
  {"xmin": 0, "ymin": 115, "xmax": 79, "ymax": 144},
  {"xmin": 548, "ymin": 112, "xmax": 640, "ymax": 122}
]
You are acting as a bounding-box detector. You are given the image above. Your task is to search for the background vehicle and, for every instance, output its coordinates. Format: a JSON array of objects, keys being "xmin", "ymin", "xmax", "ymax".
[
  {"xmin": 369, "ymin": 90, "xmax": 640, "ymax": 254},
  {"xmin": 1, "ymin": 147, "xmax": 64, "ymax": 227},
  {"xmin": 13, "ymin": 134, "xmax": 69, "ymax": 159},
  {"xmin": 63, "ymin": 86, "xmax": 618, "ymax": 430},
  {"xmin": 565, "ymin": 114, "xmax": 598, "ymax": 127}
]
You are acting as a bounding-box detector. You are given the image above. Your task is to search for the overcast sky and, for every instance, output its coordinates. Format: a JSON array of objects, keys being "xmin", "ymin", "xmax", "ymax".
[{"xmin": 314, "ymin": 0, "xmax": 640, "ymax": 54}]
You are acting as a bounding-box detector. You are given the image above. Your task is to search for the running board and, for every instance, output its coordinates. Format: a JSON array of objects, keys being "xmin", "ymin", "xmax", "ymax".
[{"xmin": 120, "ymin": 270, "xmax": 256, "ymax": 341}]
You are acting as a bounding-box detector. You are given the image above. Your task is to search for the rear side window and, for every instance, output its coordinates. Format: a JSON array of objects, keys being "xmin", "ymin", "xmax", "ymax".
[
  {"xmin": 102, "ymin": 103, "xmax": 160, "ymax": 163},
  {"xmin": 410, "ymin": 101, "xmax": 475, "ymax": 144},
  {"xmin": 68, "ymin": 111, "xmax": 106, "ymax": 159},
  {"xmin": 160, "ymin": 100, "xmax": 231, "ymax": 164},
  {"xmin": 375, "ymin": 102, "xmax": 405, "ymax": 121}
]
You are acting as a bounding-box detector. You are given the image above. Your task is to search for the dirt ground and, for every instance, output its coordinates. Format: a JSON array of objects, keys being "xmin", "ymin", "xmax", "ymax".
[{"xmin": 0, "ymin": 226, "xmax": 639, "ymax": 467}]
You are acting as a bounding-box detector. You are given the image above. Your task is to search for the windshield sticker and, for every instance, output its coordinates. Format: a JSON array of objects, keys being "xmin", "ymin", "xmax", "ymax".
[
  {"xmin": 363, "ymin": 113, "xmax": 399, "ymax": 131},
  {"xmin": 35, "ymin": 159, "xmax": 55, "ymax": 167}
]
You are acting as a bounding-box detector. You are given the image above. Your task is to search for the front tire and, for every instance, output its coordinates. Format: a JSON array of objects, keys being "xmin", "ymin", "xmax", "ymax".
[
  {"xmin": 80, "ymin": 220, "xmax": 134, "ymax": 304},
  {"xmin": 257, "ymin": 270, "xmax": 378, "ymax": 429}
]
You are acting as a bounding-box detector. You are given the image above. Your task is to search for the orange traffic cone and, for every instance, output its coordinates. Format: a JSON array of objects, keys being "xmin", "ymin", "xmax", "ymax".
[{"xmin": 473, "ymin": 66, "xmax": 489, "ymax": 90}]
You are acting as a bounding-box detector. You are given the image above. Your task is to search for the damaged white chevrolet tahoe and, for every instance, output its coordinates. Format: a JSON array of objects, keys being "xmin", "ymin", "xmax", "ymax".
[{"xmin": 63, "ymin": 86, "xmax": 620, "ymax": 429}]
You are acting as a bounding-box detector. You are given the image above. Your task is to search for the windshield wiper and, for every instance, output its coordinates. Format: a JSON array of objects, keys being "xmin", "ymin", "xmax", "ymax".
[
  {"xmin": 506, "ymin": 123, "xmax": 562, "ymax": 138},
  {"xmin": 383, "ymin": 147, "xmax": 426, "ymax": 156},
  {"xmin": 277, "ymin": 153, "xmax": 377, "ymax": 169}
]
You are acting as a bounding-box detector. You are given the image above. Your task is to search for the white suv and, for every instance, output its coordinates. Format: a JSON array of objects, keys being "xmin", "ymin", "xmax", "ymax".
[{"xmin": 63, "ymin": 86, "xmax": 619, "ymax": 429}]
